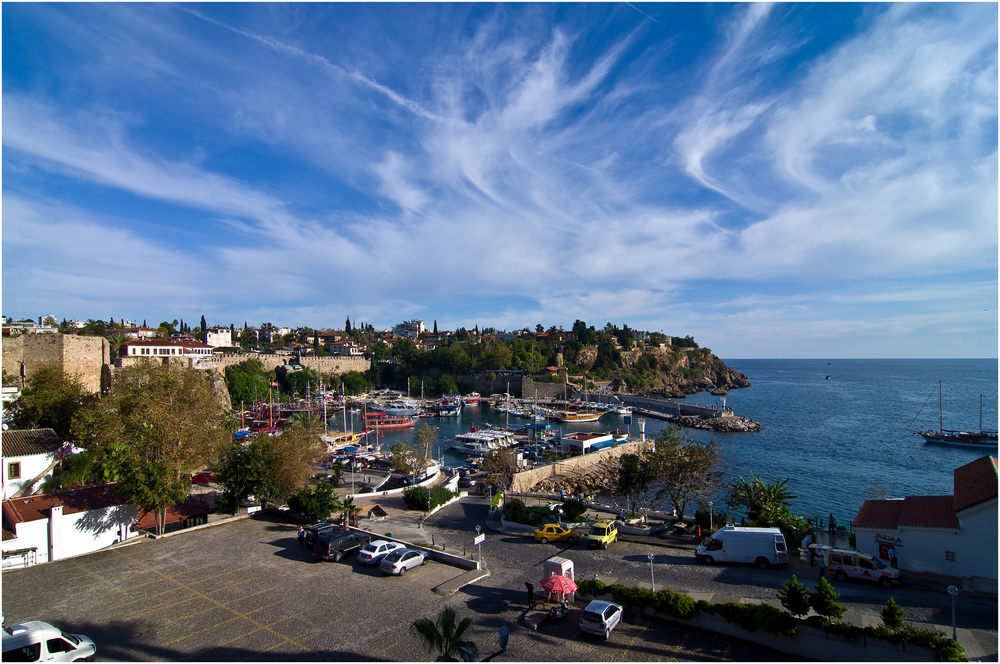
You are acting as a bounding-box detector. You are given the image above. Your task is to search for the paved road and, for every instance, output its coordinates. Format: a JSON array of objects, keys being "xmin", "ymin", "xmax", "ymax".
[{"xmin": 2, "ymin": 495, "xmax": 995, "ymax": 661}]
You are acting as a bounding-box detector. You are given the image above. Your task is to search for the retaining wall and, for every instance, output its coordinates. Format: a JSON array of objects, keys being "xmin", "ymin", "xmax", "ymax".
[
  {"xmin": 509, "ymin": 440, "xmax": 653, "ymax": 492},
  {"xmin": 2, "ymin": 334, "xmax": 109, "ymax": 394}
]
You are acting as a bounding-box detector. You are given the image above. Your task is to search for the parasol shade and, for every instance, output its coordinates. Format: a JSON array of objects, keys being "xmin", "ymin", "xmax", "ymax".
[{"xmin": 540, "ymin": 574, "xmax": 578, "ymax": 594}]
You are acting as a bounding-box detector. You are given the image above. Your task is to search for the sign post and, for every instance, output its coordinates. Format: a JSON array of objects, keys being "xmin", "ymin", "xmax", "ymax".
[{"xmin": 474, "ymin": 526, "xmax": 484, "ymax": 569}]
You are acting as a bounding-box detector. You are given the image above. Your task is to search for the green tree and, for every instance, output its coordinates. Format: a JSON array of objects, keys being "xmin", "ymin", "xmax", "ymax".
[
  {"xmin": 409, "ymin": 607, "xmax": 479, "ymax": 662},
  {"xmin": 881, "ymin": 597, "xmax": 905, "ymax": 630},
  {"xmin": 288, "ymin": 482, "xmax": 341, "ymax": 522},
  {"xmin": 809, "ymin": 577, "xmax": 846, "ymax": 620},
  {"xmin": 389, "ymin": 440, "xmax": 428, "ymax": 479},
  {"xmin": 71, "ymin": 362, "xmax": 230, "ymax": 535},
  {"xmin": 614, "ymin": 452, "xmax": 655, "ymax": 515},
  {"xmin": 777, "ymin": 575, "xmax": 811, "ymax": 618},
  {"xmin": 10, "ymin": 364, "xmax": 97, "ymax": 441},
  {"xmin": 726, "ymin": 473, "xmax": 797, "ymax": 526},
  {"xmin": 647, "ymin": 426, "xmax": 722, "ymax": 519}
]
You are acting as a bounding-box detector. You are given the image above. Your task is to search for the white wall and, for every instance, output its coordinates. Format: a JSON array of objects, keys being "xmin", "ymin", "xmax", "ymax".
[
  {"xmin": 3, "ymin": 452, "xmax": 58, "ymax": 499},
  {"xmin": 2, "ymin": 503, "xmax": 139, "ymax": 567}
]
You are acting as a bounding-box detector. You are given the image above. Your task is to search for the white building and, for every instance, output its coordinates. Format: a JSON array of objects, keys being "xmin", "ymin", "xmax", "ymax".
[
  {"xmin": 118, "ymin": 339, "xmax": 213, "ymax": 366},
  {"xmin": 851, "ymin": 455, "xmax": 997, "ymax": 591},
  {"xmin": 393, "ymin": 320, "xmax": 425, "ymax": 340},
  {"xmin": 1, "ymin": 484, "xmax": 139, "ymax": 568},
  {"xmin": 205, "ymin": 327, "xmax": 233, "ymax": 348},
  {"xmin": 2, "ymin": 429, "xmax": 66, "ymax": 500}
]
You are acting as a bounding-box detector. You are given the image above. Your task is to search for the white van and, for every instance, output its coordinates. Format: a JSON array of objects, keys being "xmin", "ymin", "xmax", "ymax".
[
  {"xmin": 2, "ymin": 621, "xmax": 97, "ymax": 662},
  {"xmin": 695, "ymin": 525, "xmax": 789, "ymax": 568}
]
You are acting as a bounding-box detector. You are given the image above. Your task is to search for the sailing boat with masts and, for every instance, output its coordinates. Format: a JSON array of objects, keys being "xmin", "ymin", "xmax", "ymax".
[{"xmin": 912, "ymin": 381, "xmax": 998, "ymax": 448}]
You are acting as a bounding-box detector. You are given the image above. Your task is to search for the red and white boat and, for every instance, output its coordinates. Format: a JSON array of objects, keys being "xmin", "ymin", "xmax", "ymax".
[
  {"xmin": 462, "ymin": 392, "xmax": 481, "ymax": 406},
  {"xmin": 364, "ymin": 411, "xmax": 416, "ymax": 430}
]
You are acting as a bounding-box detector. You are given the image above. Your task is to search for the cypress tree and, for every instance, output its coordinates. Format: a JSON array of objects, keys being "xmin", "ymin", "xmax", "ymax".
[
  {"xmin": 345, "ymin": 317, "xmax": 352, "ymax": 334},
  {"xmin": 809, "ymin": 577, "xmax": 845, "ymax": 620},
  {"xmin": 881, "ymin": 597, "xmax": 905, "ymax": 630},
  {"xmin": 777, "ymin": 575, "xmax": 811, "ymax": 618}
]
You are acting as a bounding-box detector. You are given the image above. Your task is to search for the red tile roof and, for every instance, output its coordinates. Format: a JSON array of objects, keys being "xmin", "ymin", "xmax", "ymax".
[
  {"xmin": 132, "ymin": 499, "xmax": 211, "ymax": 531},
  {"xmin": 2, "ymin": 484, "xmax": 129, "ymax": 525},
  {"xmin": 853, "ymin": 496, "xmax": 960, "ymax": 529},
  {"xmin": 953, "ymin": 456, "xmax": 998, "ymax": 513}
]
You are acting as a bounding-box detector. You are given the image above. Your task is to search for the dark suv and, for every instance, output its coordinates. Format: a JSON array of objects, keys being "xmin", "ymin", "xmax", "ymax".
[
  {"xmin": 305, "ymin": 522, "xmax": 343, "ymax": 549},
  {"xmin": 314, "ymin": 531, "xmax": 372, "ymax": 562}
]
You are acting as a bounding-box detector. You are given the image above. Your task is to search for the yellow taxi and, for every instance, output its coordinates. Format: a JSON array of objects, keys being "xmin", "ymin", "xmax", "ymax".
[{"xmin": 534, "ymin": 523, "xmax": 579, "ymax": 544}]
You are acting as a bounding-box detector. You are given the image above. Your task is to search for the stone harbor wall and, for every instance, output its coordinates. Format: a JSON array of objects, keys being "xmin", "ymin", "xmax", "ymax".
[{"xmin": 509, "ymin": 440, "xmax": 652, "ymax": 493}]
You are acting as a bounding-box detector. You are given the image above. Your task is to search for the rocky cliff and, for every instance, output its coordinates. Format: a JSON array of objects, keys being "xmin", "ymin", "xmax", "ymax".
[{"xmin": 576, "ymin": 345, "xmax": 750, "ymax": 398}]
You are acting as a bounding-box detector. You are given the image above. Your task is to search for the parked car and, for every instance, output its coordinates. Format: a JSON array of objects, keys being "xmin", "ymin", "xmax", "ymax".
[
  {"xmin": 458, "ymin": 477, "xmax": 477, "ymax": 488},
  {"xmin": 579, "ymin": 600, "xmax": 623, "ymax": 639},
  {"xmin": 358, "ymin": 540, "xmax": 405, "ymax": 565},
  {"xmin": 534, "ymin": 523, "xmax": 579, "ymax": 544},
  {"xmin": 2, "ymin": 621, "xmax": 97, "ymax": 662},
  {"xmin": 305, "ymin": 522, "xmax": 343, "ymax": 549},
  {"xmin": 586, "ymin": 520, "xmax": 618, "ymax": 549},
  {"xmin": 314, "ymin": 531, "xmax": 371, "ymax": 562},
  {"xmin": 379, "ymin": 548, "xmax": 427, "ymax": 576},
  {"xmin": 824, "ymin": 547, "xmax": 901, "ymax": 588}
]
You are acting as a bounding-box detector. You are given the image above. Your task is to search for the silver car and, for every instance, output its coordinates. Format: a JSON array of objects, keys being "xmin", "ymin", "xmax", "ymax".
[
  {"xmin": 358, "ymin": 540, "xmax": 405, "ymax": 565},
  {"xmin": 379, "ymin": 548, "xmax": 427, "ymax": 576},
  {"xmin": 579, "ymin": 600, "xmax": 623, "ymax": 639}
]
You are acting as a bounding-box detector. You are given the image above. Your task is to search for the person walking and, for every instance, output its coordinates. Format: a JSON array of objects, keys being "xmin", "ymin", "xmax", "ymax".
[
  {"xmin": 525, "ymin": 582, "xmax": 535, "ymax": 610},
  {"xmin": 888, "ymin": 547, "xmax": 897, "ymax": 569},
  {"xmin": 818, "ymin": 553, "xmax": 827, "ymax": 579},
  {"xmin": 297, "ymin": 526, "xmax": 305, "ymax": 548}
]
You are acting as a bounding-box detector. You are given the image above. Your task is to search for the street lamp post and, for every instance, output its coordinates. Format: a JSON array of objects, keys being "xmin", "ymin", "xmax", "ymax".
[
  {"xmin": 648, "ymin": 553, "xmax": 656, "ymax": 591},
  {"xmin": 475, "ymin": 525, "xmax": 483, "ymax": 569},
  {"xmin": 709, "ymin": 501, "xmax": 714, "ymax": 532},
  {"xmin": 947, "ymin": 585, "xmax": 958, "ymax": 640}
]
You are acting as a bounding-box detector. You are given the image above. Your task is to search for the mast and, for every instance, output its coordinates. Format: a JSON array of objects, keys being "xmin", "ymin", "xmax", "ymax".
[
  {"xmin": 939, "ymin": 381, "xmax": 943, "ymax": 433},
  {"xmin": 342, "ymin": 383, "xmax": 347, "ymax": 433}
]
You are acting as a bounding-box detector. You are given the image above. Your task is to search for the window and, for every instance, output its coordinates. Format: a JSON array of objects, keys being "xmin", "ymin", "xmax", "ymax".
[
  {"xmin": 7, "ymin": 462, "xmax": 21, "ymax": 480},
  {"xmin": 945, "ymin": 550, "xmax": 956, "ymax": 562},
  {"xmin": 4, "ymin": 643, "xmax": 41, "ymax": 661},
  {"xmin": 46, "ymin": 638, "xmax": 74, "ymax": 654},
  {"xmin": 860, "ymin": 559, "xmax": 878, "ymax": 570},
  {"xmin": 842, "ymin": 556, "xmax": 857, "ymax": 566}
]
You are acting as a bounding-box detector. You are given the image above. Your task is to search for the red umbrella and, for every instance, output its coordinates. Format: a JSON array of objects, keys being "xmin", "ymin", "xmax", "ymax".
[{"xmin": 540, "ymin": 574, "xmax": 578, "ymax": 594}]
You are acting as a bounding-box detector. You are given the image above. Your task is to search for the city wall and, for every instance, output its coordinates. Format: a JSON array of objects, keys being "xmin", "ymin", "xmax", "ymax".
[
  {"xmin": 211, "ymin": 354, "xmax": 369, "ymax": 375},
  {"xmin": 2, "ymin": 334, "xmax": 109, "ymax": 393},
  {"xmin": 509, "ymin": 440, "xmax": 652, "ymax": 493}
]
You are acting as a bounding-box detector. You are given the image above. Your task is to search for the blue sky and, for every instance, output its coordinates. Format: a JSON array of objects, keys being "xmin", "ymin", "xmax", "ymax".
[{"xmin": 2, "ymin": 3, "xmax": 996, "ymax": 358}]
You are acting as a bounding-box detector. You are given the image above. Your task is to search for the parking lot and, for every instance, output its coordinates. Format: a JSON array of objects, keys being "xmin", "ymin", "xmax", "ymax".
[{"xmin": 2, "ymin": 509, "xmax": 798, "ymax": 661}]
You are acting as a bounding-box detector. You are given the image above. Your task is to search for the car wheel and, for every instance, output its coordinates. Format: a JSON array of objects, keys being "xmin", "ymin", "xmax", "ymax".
[
  {"xmin": 334, "ymin": 551, "xmax": 343, "ymax": 562},
  {"xmin": 398, "ymin": 566, "xmax": 406, "ymax": 576},
  {"xmin": 756, "ymin": 557, "xmax": 770, "ymax": 569},
  {"xmin": 541, "ymin": 537, "xmax": 549, "ymax": 544},
  {"xmin": 702, "ymin": 555, "xmax": 714, "ymax": 564},
  {"xmin": 835, "ymin": 571, "xmax": 847, "ymax": 582},
  {"xmin": 604, "ymin": 629, "xmax": 611, "ymax": 640},
  {"xmin": 880, "ymin": 577, "xmax": 892, "ymax": 588},
  {"xmin": 422, "ymin": 557, "xmax": 428, "ymax": 565},
  {"xmin": 568, "ymin": 536, "xmax": 577, "ymax": 545}
]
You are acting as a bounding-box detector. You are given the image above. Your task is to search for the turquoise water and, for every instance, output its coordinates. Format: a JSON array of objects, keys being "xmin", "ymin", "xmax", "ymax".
[{"xmin": 327, "ymin": 359, "xmax": 998, "ymax": 525}]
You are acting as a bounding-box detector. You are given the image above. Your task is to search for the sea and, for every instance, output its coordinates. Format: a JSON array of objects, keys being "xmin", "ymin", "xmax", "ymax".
[{"xmin": 325, "ymin": 359, "xmax": 998, "ymax": 527}]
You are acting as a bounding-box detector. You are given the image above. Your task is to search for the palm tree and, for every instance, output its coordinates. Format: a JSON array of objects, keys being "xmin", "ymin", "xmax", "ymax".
[
  {"xmin": 410, "ymin": 607, "xmax": 478, "ymax": 662},
  {"xmin": 340, "ymin": 496, "xmax": 361, "ymax": 527},
  {"xmin": 726, "ymin": 473, "xmax": 796, "ymax": 525}
]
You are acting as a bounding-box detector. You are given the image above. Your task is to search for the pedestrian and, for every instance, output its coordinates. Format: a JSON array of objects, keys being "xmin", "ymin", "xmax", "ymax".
[
  {"xmin": 888, "ymin": 547, "xmax": 897, "ymax": 569},
  {"xmin": 818, "ymin": 553, "xmax": 827, "ymax": 579},
  {"xmin": 525, "ymin": 582, "xmax": 535, "ymax": 609},
  {"xmin": 297, "ymin": 526, "xmax": 305, "ymax": 548}
]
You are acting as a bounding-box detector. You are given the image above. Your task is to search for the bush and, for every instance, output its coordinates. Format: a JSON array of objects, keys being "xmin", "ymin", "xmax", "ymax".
[
  {"xmin": 561, "ymin": 498, "xmax": 587, "ymax": 521},
  {"xmin": 491, "ymin": 488, "xmax": 503, "ymax": 511},
  {"xmin": 653, "ymin": 588, "xmax": 697, "ymax": 619},
  {"xmin": 578, "ymin": 579, "xmax": 606, "ymax": 597},
  {"xmin": 288, "ymin": 483, "xmax": 339, "ymax": 522},
  {"xmin": 707, "ymin": 602, "xmax": 798, "ymax": 637},
  {"xmin": 404, "ymin": 485, "xmax": 458, "ymax": 511},
  {"xmin": 214, "ymin": 493, "xmax": 239, "ymax": 516},
  {"xmin": 502, "ymin": 498, "xmax": 559, "ymax": 526},
  {"xmin": 607, "ymin": 584, "xmax": 654, "ymax": 610}
]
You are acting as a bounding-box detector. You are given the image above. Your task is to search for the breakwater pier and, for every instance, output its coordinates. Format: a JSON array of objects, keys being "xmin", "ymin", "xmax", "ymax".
[{"xmin": 588, "ymin": 394, "xmax": 762, "ymax": 432}]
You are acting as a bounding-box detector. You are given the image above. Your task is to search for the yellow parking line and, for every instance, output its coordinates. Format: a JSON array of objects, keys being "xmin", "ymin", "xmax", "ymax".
[
  {"xmin": 113, "ymin": 548, "xmax": 310, "ymax": 652},
  {"xmin": 161, "ymin": 615, "xmax": 242, "ymax": 647},
  {"xmin": 244, "ymin": 595, "xmax": 295, "ymax": 615},
  {"xmin": 146, "ymin": 606, "xmax": 216, "ymax": 631}
]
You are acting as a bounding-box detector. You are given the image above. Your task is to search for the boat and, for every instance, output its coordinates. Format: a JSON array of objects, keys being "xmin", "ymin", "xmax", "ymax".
[
  {"xmin": 462, "ymin": 392, "xmax": 481, "ymax": 406},
  {"xmin": 363, "ymin": 411, "xmax": 416, "ymax": 431},
  {"xmin": 438, "ymin": 395, "xmax": 462, "ymax": 417},
  {"xmin": 912, "ymin": 382, "xmax": 998, "ymax": 449},
  {"xmin": 557, "ymin": 410, "xmax": 603, "ymax": 423},
  {"xmin": 382, "ymin": 400, "xmax": 420, "ymax": 417}
]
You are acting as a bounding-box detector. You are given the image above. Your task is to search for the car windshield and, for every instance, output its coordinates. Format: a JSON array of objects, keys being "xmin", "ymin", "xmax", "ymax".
[
  {"xmin": 59, "ymin": 630, "xmax": 80, "ymax": 646},
  {"xmin": 592, "ymin": 527, "xmax": 607, "ymax": 536},
  {"xmin": 870, "ymin": 557, "xmax": 886, "ymax": 569}
]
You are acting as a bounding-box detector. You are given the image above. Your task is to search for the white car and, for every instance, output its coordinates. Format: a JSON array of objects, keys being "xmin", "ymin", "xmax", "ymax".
[
  {"xmin": 379, "ymin": 548, "xmax": 427, "ymax": 576},
  {"xmin": 2, "ymin": 621, "xmax": 97, "ymax": 662},
  {"xmin": 358, "ymin": 540, "xmax": 405, "ymax": 565},
  {"xmin": 579, "ymin": 600, "xmax": 623, "ymax": 639}
]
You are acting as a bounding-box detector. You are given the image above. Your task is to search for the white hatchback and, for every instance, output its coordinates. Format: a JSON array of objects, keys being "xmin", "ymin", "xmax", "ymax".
[{"xmin": 358, "ymin": 540, "xmax": 405, "ymax": 565}]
